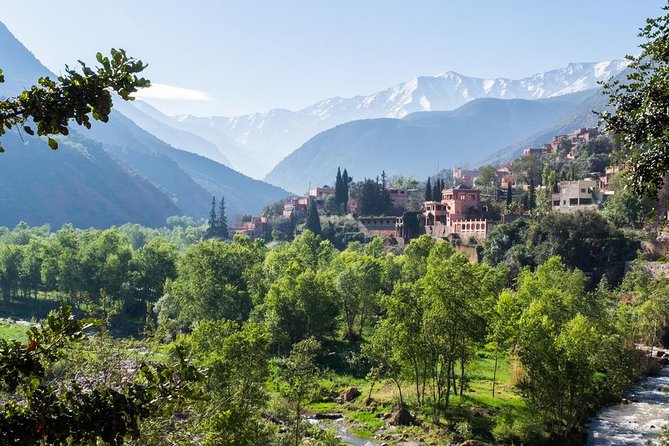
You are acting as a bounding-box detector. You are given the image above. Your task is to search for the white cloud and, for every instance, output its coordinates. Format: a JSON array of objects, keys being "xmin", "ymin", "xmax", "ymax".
[{"xmin": 135, "ymin": 83, "xmax": 212, "ymax": 101}]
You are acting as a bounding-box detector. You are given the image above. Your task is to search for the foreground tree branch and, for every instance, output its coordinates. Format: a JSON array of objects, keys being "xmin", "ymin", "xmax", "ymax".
[{"xmin": 0, "ymin": 48, "xmax": 149, "ymax": 152}]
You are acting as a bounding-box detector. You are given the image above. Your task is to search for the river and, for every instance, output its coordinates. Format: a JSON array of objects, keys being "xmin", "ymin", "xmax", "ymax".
[
  {"xmin": 587, "ymin": 366, "xmax": 669, "ymax": 445},
  {"xmin": 307, "ymin": 417, "xmax": 377, "ymax": 446}
]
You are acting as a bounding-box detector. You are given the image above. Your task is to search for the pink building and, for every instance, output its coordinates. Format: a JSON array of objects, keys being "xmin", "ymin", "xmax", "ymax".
[
  {"xmin": 283, "ymin": 197, "xmax": 309, "ymax": 217},
  {"xmin": 453, "ymin": 168, "xmax": 476, "ymax": 187},
  {"xmin": 440, "ymin": 185, "xmax": 482, "ymax": 222},
  {"xmin": 232, "ymin": 216, "xmax": 269, "ymax": 238},
  {"xmin": 308, "ymin": 185, "xmax": 335, "ymax": 199},
  {"xmin": 423, "ymin": 184, "xmax": 492, "ymax": 240},
  {"xmin": 387, "ymin": 188, "xmax": 409, "ymax": 209}
]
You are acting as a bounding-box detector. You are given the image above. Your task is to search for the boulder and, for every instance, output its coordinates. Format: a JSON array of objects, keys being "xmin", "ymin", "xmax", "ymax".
[
  {"xmin": 341, "ymin": 387, "xmax": 361, "ymax": 402},
  {"xmin": 389, "ymin": 406, "xmax": 417, "ymax": 426},
  {"xmin": 311, "ymin": 412, "xmax": 343, "ymax": 420}
]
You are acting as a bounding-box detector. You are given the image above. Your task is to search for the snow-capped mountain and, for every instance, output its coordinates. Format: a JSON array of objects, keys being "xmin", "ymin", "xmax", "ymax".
[{"xmin": 169, "ymin": 60, "xmax": 627, "ymax": 180}]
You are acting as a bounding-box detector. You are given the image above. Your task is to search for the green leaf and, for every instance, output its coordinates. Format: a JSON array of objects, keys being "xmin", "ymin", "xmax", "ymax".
[{"xmin": 47, "ymin": 138, "xmax": 58, "ymax": 150}]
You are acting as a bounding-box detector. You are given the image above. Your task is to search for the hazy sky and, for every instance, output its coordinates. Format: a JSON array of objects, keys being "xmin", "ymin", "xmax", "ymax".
[{"xmin": 1, "ymin": 1, "xmax": 665, "ymax": 116}]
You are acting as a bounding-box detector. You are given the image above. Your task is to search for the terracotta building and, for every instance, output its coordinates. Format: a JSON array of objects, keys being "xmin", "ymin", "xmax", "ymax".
[
  {"xmin": 283, "ymin": 197, "xmax": 309, "ymax": 217},
  {"xmin": 387, "ymin": 188, "xmax": 410, "ymax": 209},
  {"xmin": 357, "ymin": 216, "xmax": 398, "ymax": 238},
  {"xmin": 423, "ymin": 184, "xmax": 492, "ymax": 240},
  {"xmin": 231, "ymin": 216, "xmax": 269, "ymax": 238},
  {"xmin": 308, "ymin": 185, "xmax": 335, "ymax": 200},
  {"xmin": 545, "ymin": 127, "xmax": 600, "ymax": 159}
]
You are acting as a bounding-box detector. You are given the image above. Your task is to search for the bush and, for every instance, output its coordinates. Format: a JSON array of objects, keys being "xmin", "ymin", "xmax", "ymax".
[
  {"xmin": 492, "ymin": 416, "xmax": 546, "ymax": 445},
  {"xmin": 455, "ymin": 420, "xmax": 473, "ymax": 439}
]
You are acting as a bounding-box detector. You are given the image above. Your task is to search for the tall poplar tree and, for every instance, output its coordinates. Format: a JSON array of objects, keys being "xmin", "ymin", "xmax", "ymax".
[
  {"xmin": 206, "ymin": 196, "xmax": 218, "ymax": 239},
  {"xmin": 217, "ymin": 196, "xmax": 229, "ymax": 239},
  {"xmin": 334, "ymin": 167, "xmax": 345, "ymax": 215},
  {"xmin": 342, "ymin": 169, "xmax": 350, "ymax": 213},
  {"xmin": 432, "ymin": 178, "xmax": 441, "ymax": 202}
]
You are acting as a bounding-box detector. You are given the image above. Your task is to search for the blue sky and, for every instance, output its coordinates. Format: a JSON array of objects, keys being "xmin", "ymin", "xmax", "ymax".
[{"xmin": 1, "ymin": 1, "xmax": 665, "ymax": 116}]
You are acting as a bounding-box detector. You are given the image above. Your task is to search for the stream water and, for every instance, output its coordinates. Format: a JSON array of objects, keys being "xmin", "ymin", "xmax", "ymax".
[
  {"xmin": 307, "ymin": 417, "xmax": 378, "ymax": 446},
  {"xmin": 587, "ymin": 366, "xmax": 669, "ymax": 445}
]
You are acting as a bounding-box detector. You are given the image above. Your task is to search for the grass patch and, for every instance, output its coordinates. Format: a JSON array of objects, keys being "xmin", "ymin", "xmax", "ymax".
[
  {"xmin": 303, "ymin": 352, "xmax": 535, "ymax": 444},
  {"xmin": 0, "ymin": 320, "xmax": 30, "ymax": 341}
]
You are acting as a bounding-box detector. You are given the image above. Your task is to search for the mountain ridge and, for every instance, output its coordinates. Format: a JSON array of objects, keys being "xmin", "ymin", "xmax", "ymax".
[
  {"xmin": 265, "ymin": 90, "xmax": 599, "ymax": 193},
  {"xmin": 166, "ymin": 60, "xmax": 627, "ymax": 179},
  {"xmin": 0, "ymin": 20, "xmax": 288, "ymax": 226}
]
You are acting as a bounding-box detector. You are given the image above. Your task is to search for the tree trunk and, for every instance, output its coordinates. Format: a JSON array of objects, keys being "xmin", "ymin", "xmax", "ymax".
[
  {"xmin": 445, "ymin": 357, "xmax": 452, "ymax": 408},
  {"xmin": 460, "ymin": 358, "xmax": 466, "ymax": 396},
  {"xmin": 492, "ymin": 350, "xmax": 499, "ymax": 398},
  {"xmin": 295, "ymin": 401, "xmax": 301, "ymax": 446},
  {"xmin": 412, "ymin": 358, "xmax": 422, "ymax": 406},
  {"xmin": 393, "ymin": 378, "xmax": 404, "ymax": 408}
]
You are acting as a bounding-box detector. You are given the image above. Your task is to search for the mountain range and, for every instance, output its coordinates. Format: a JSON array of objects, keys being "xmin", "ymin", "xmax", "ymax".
[
  {"xmin": 0, "ymin": 18, "xmax": 627, "ymax": 227},
  {"xmin": 0, "ymin": 21, "xmax": 288, "ymax": 228},
  {"xmin": 265, "ymin": 89, "xmax": 600, "ymax": 193},
  {"xmin": 162, "ymin": 60, "xmax": 627, "ymax": 179}
]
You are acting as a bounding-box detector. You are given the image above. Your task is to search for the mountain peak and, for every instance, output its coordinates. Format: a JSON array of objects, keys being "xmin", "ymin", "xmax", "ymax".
[{"xmin": 169, "ymin": 59, "xmax": 628, "ymax": 179}]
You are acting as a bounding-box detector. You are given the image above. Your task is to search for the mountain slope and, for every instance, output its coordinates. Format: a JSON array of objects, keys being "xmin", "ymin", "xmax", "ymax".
[
  {"xmin": 0, "ymin": 21, "xmax": 184, "ymax": 228},
  {"xmin": 0, "ymin": 132, "xmax": 180, "ymax": 228},
  {"xmin": 265, "ymin": 90, "xmax": 595, "ymax": 193},
  {"xmin": 0, "ymin": 19, "xmax": 288, "ymax": 224},
  {"xmin": 113, "ymin": 100, "xmax": 233, "ymax": 167},
  {"xmin": 82, "ymin": 110, "xmax": 288, "ymax": 218},
  {"xmin": 0, "ymin": 21, "xmax": 48, "ymax": 97},
  {"xmin": 172, "ymin": 61, "xmax": 628, "ymax": 178},
  {"xmin": 475, "ymin": 70, "xmax": 631, "ymax": 167}
]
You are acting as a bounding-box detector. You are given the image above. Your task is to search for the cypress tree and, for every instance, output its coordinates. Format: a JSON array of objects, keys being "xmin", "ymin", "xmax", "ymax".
[
  {"xmin": 206, "ymin": 196, "xmax": 217, "ymax": 239},
  {"xmin": 506, "ymin": 182, "xmax": 513, "ymax": 207},
  {"xmin": 432, "ymin": 179, "xmax": 440, "ymax": 202},
  {"xmin": 335, "ymin": 167, "xmax": 343, "ymax": 206},
  {"xmin": 425, "ymin": 177, "xmax": 432, "ymax": 201},
  {"xmin": 342, "ymin": 169, "xmax": 350, "ymax": 212},
  {"xmin": 217, "ymin": 196, "xmax": 229, "ymax": 239},
  {"xmin": 305, "ymin": 198, "xmax": 322, "ymax": 235}
]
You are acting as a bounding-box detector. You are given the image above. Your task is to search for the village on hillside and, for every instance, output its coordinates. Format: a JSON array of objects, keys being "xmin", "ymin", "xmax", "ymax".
[{"xmin": 230, "ymin": 127, "xmax": 635, "ymax": 257}]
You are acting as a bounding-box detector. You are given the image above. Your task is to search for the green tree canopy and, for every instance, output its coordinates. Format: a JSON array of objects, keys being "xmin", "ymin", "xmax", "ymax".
[{"xmin": 599, "ymin": 5, "xmax": 669, "ymax": 195}]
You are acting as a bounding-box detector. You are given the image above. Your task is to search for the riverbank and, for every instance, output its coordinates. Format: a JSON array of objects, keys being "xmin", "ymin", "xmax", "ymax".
[
  {"xmin": 586, "ymin": 347, "xmax": 669, "ymax": 445},
  {"xmin": 306, "ymin": 353, "xmax": 535, "ymax": 445}
]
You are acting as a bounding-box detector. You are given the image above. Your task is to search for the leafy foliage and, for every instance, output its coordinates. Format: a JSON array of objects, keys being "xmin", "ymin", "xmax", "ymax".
[
  {"xmin": 0, "ymin": 305, "xmax": 203, "ymax": 445},
  {"xmin": 599, "ymin": 5, "xmax": 669, "ymax": 195},
  {"xmin": 0, "ymin": 49, "xmax": 149, "ymax": 152}
]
